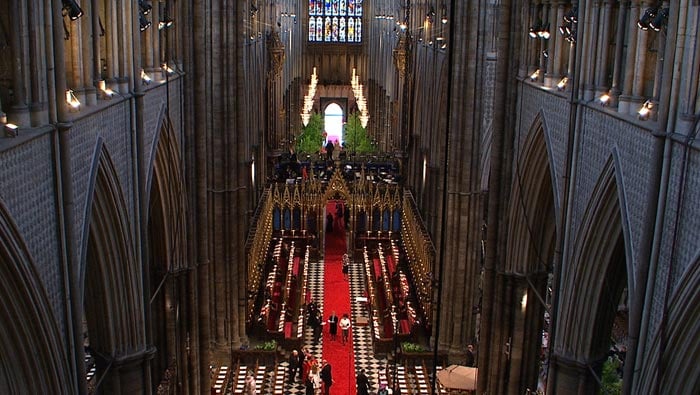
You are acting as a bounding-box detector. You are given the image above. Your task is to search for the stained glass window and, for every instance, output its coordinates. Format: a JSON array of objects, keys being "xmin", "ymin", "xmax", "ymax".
[{"xmin": 308, "ymin": 0, "xmax": 362, "ymax": 43}]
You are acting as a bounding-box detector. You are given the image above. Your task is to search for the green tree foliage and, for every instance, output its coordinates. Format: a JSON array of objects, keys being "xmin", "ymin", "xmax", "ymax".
[
  {"xmin": 599, "ymin": 356, "xmax": 622, "ymax": 395},
  {"xmin": 296, "ymin": 113, "xmax": 324, "ymax": 155},
  {"xmin": 343, "ymin": 112, "xmax": 375, "ymax": 154}
]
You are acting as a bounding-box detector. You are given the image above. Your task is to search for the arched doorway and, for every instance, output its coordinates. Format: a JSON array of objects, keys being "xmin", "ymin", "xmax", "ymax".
[{"xmin": 324, "ymin": 102, "xmax": 344, "ymax": 145}]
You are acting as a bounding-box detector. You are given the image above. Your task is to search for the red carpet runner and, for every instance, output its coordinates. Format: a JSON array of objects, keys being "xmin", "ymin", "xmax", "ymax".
[{"xmin": 323, "ymin": 201, "xmax": 355, "ymax": 395}]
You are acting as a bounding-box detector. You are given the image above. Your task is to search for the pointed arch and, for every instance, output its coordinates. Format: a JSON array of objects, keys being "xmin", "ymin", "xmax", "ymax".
[
  {"xmin": 506, "ymin": 113, "xmax": 559, "ymax": 274},
  {"xmin": 637, "ymin": 253, "xmax": 700, "ymax": 393},
  {"xmin": 146, "ymin": 117, "xmax": 188, "ymax": 389},
  {"xmin": 82, "ymin": 145, "xmax": 144, "ymax": 357},
  {"xmin": 555, "ymin": 156, "xmax": 630, "ymax": 361},
  {"xmin": 0, "ymin": 199, "xmax": 74, "ymax": 393}
]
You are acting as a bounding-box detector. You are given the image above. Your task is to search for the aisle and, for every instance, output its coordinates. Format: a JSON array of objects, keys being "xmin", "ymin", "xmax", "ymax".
[{"xmin": 322, "ymin": 201, "xmax": 355, "ymax": 394}]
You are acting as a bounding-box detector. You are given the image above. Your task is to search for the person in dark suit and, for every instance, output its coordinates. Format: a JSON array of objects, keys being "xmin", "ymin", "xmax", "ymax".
[
  {"xmin": 289, "ymin": 350, "xmax": 300, "ymax": 383},
  {"xmin": 356, "ymin": 369, "xmax": 369, "ymax": 395},
  {"xmin": 320, "ymin": 360, "xmax": 333, "ymax": 395},
  {"xmin": 325, "ymin": 139, "xmax": 334, "ymax": 161},
  {"xmin": 328, "ymin": 311, "xmax": 339, "ymax": 341}
]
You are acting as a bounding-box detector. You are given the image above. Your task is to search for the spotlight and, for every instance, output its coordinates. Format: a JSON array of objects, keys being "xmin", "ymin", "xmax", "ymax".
[
  {"xmin": 556, "ymin": 77, "xmax": 568, "ymax": 90},
  {"xmin": 650, "ymin": 8, "xmax": 668, "ymax": 31},
  {"xmin": 637, "ymin": 7, "xmax": 657, "ymax": 31},
  {"xmin": 65, "ymin": 89, "xmax": 81, "ymax": 110},
  {"xmin": 529, "ymin": 25, "xmax": 539, "ymax": 38},
  {"xmin": 139, "ymin": 13, "xmax": 152, "ymax": 32},
  {"xmin": 563, "ymin": 6, "xmax": 578, "ymax": 24},
  {"xmin": 542, "ymin": 49, "xmax": 549, "ymax": 58},
  {"xmin": 98, "ymin": 80, "xmax": 115, "ymax": 98},
  {"xmin": 141, "ymin": 69, "xmax": 152, "ymax": 85},
  {"xmin": 441, "ymin": 4, "xmax": 448, "ymax": 24},
  {"xmin": 159, "ymin": 18, "xmax": 174, "ymax": 30},
  {"xmin": 599, "ymin": 93, "xmax": 611, "ymax": 105},
  {"xmin": 4, "ymin": 123, "xmax": 19, "ymax": 138},
  {"xmin": 139, "ymin": 0, "xmax": 152, "ymax": 15},
  {"xmin": 638, "ymin": 100, "xmax": 653, "ymax": 120},
  {"xmin": 530, "ymin": 69, "xmax": 540, "ymax": 81},
  {"xmin": 61, "ymin": 0, "xmax": 83, "ymax": 20}
]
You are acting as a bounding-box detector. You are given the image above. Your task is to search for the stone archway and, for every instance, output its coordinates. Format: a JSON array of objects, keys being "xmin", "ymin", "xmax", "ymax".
[
  {"xmin": 146, "ymin": 118, "xmax": 189, "ymax": 392},
  {"xmin": 500, "ymin": 116, "xmax": 558, "ymax": 394},
  {"xmin": 0, "ymin": 200, "xmax": 73, "ymax": 394},
  {"xmin": 549, "ymin": 159, "xmax": 630, "ymax": 394},
  {"xmin": 83, "ymin": 146, "xmax": 152, "ymax": 393}
]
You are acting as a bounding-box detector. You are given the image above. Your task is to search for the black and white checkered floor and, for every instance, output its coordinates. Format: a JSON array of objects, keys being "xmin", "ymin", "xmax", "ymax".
[
  {"xmin": 265, "ymin": 256, "xmax": 389, "ymax": 394},
  {"xmin": 231, "ymin": 255, "xmax": 443, "ymax": 394}
]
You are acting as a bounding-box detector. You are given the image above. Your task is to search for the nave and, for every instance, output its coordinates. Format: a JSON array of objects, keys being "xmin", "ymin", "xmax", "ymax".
[{"xmin": 213, "ymin": 201, "xmax": 451, "ymax": 394}]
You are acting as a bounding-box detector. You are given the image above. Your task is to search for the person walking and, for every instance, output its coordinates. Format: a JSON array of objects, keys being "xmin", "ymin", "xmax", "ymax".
[
  {"xmin": 339, "ymin": 313, "xmax": 351, "ymax": 345},
  {"xmin": 243, "ymin": 371, "xmax": 256, "ymax": 394},
  {"xmin": 356, "ymin": 369, "xmax": 369, "ymax": 395},
  {"xmin": 342, "ymin": 254, "xmax": 349, "ymax": 280},
  {"xmin": 320, "ymin": 360, "xmax": 333, "ymax": 395},
  {"xmin": 327, "ymin": 311, "xmax": 338, "ymax": 341},
  {"xmin": 289, "ymin": 350, "xmax": 300, "ymax": 383}
]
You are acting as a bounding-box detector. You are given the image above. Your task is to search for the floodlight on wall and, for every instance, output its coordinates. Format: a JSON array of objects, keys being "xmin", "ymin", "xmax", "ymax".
[
  {"xmin": 139, "ymin": 0, "xmax": 152, "ymax": 15},
  {"xmin": 599, "ymin": 93, "xmax": 611, "ymax": 106},
  {"xmin": 530, "ymin": 69, "xmax": 540, "ymax": 81},
  {"xmin": 556, "ymin": 77, "xmax": 568, "ymax": 90},
  {"xmin": 65, "ymin": 89, "xmax": 81, "ymax": 110},
  {"xmin": 650, "ymin": 8, "xmax": 668, "ymax": 31},
  {"xmin": 563, "ymin": 6, "xmax": 578, "ymax": 24},
  {"xmin": 159, "ymin": 18, "xmax": 174, "ymax": 30},
  {"xmin": 638, "ymin": 100, "xmax": 654, "ymax": 120},
  {"xmin": 161, "ymin": 63, "xmax": 175, "ymax": 74},
  {"xmin": 441, "ymin": 4, "xmax": 448, "ymax": 24},
  {"xmin": 140, "ymin": 13, "xmax": 152, "ymax": 32},
  {"xmin": 637, "ymin": 7, "xmax": 658, "ymax": 31},
  {"xmin": 141, "ymin": 69, "xmax": 152, "ymax": 85},
  {"xmin": 4, "ymin": 123, "xmax": 18, "ymax": 138},
  {"xmin": 98, "ymin": 80, "xmax": 116, "ymax": 98},
  {"xmin": 529, "ymin": 23, "xmax": 550, "ymax": 39},
  {"xmin": 62, "ymin": 0, "xmax": 83, "ymax": 20}
]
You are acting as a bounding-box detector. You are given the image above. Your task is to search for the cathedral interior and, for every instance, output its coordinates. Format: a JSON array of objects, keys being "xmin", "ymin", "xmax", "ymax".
[{"xmin": 1, "ymin": 0, "xmax": 699, "ymax": 394}]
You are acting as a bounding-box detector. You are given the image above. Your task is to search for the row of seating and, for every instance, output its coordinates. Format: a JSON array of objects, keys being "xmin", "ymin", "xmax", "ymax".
[{"xmin": 221, "ymin": 359, "xmax": 449, "ymax": 394}]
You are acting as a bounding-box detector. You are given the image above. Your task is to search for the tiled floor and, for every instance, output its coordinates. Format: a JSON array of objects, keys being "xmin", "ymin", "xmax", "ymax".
[{"xmin": 247, "ymin": 255, "xmax": 391, "ymax": 394}]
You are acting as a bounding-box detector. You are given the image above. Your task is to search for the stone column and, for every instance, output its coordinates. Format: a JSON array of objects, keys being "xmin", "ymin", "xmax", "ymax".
[
  {"xmin": 618, "ymin": 0, "xmax": 641, "ymax": 114},
  {"xmin": 8, "ymin": 0, "xmax": 30, "ymax": 126},
  {"xmin": 594, "ymin": 0, "xmax": 613, "ymax": 97}
]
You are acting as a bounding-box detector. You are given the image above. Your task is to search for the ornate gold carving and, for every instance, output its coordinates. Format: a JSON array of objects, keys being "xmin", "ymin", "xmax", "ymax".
[
  {"xmin": 393, "ymin": 35, "xmax": 408, "ymax": 78},
  {"xmin": 267, "ymin": 30, "xmax": 286, "ymax": 79}
]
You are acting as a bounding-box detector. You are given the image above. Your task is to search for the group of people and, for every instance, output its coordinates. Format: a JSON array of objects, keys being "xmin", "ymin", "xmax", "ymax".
[{"xmin": 286, "ymin": 348, "xmax": 334, "ymax": 395}]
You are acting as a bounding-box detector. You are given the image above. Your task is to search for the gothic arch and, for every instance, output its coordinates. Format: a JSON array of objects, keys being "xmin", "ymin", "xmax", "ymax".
[
  {"xmin": 146, "ymin": 117, "xmax": 188, "ymax": 390},
  {"xmin": 82, "ymin": 145, "xmax": 145, "ymax": 374},
  {"xmin": 506, "ymin": 113, "xmax": 558, "ymax": 274},
  {"xmin": 636, "ymin": 253, "xmax": 700, "ymax": 394},
  {"xmin": 552, "ymin": 157, "xmax": 630, "ymax": 392},
  {"xmin": 0, "ymin": 199, "xmax": 73, "ymax": 393}
]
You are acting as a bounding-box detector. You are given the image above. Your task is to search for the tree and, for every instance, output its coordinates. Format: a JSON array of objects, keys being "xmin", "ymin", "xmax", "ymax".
[
  {"xmin": 296, "ymin": 112, "xmax": 324, "ymax": 155},
  {"xmin": 343, "ymin": 112, "xmax": 374, "ymax": 154}
]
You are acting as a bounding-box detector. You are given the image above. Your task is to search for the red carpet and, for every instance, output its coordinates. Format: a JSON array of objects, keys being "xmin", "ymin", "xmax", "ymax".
[{"xmin": 323, "ymin": 201, "xmax": 355, "ymax": 394}]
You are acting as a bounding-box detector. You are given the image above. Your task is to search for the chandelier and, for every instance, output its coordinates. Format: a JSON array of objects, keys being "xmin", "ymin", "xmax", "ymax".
[
  {"xmin": 301, "ymin": 67, "xmax": 318, "ymax": 126},
  {"xmin": 351, "ymin": 68, "xmax": 370, "ymax": 128}
]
